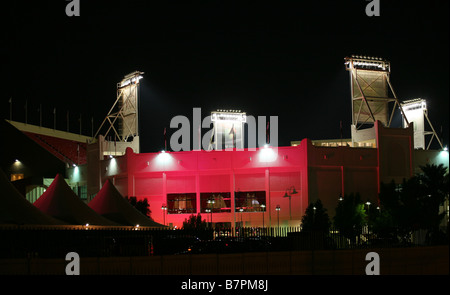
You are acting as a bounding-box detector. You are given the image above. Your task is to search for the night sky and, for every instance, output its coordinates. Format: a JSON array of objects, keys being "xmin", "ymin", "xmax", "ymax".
[{"xmin": 3, "ymin": 0, "xmax": 449, "ymax": 153}]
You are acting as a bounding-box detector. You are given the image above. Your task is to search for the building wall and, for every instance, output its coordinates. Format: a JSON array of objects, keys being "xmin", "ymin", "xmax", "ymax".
[
  {"xmin": 91, "ymin": 123, "xmax": 417, "ymax": 228},
  {"xmin": 376, "ymin": 121, "xmax": 414, "ymax": 185},
  {"xmin": 120, "ymin": 144, "xmax": 309, "ymax": 228}
]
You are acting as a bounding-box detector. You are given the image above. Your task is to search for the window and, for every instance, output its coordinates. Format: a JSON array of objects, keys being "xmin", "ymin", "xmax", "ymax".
[
  {"xmin": 200, "ymin": 192, "xmax": 231, "ymax": 213},
  {"xmin": 10, "ymin": 174, "xmax": 24, "ymax": 182},
  {"xmin": 167, "ymin": 193, "xmax": 196, "ymax": 214},
  {"xmin": 235, "ymin": 191, "xmax": 266, "ymax": 212}
]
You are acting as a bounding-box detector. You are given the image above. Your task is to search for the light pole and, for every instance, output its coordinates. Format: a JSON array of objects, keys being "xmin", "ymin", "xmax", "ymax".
[
  {"xmin": 275, "ymin": 205, "xmax": 281, "ymax": 227},
  {"xmin": 283, "ymin": 186, "xmax": 298, "ymax": 220},
  {"xmin": 260, "ymin": 204, "xmax": 266, "ymax": 228},
  {"xmin": 207, "ymin": 199, "xmax": 215, "ymax": 229},
  {"xmin": 205, "ymin": 209, "xmax": 211, "ymax": 226},
  {"xmin": 366, "ymin": 201, "xmax": 371, "ymax": 228},
  {"xmin": 161, "ymin": 204, "xmax": 167, "ymax": 226},
  {"xmin": 239, "ymin": 208, "xmax": 244, "ymax": 227},
  {"xmin": 313, "ymin": 206, "xmax": 316, "ymax": 224}
]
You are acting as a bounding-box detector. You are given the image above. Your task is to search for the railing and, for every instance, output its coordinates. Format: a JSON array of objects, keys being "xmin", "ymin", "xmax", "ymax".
[{"xmin": 1, "ymin": 225, "xmax": 448, "ymax": 259}]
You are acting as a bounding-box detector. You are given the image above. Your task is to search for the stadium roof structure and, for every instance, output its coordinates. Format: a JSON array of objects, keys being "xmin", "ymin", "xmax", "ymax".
[
  {"xmin": 33, "ymin": 174, "xmax": 118, "ymax": 226},
  {"xmin": 6, "ymin": 120, "xmax": 89, "ymax": 166},
  {"xmin": 0, "ymin": 169, "xmax": 65, "ymax": 225},
  {"xmin": 88, "ymin": 179, "xmax": 165, "ymax": 227}
]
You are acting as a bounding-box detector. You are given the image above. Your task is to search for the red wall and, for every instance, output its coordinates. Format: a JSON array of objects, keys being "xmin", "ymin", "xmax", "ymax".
[
  {"xmin": 94, "ymin": 122, "xmax": 414, "ymax": 228},
  {"xmin": 100, "ymin": 138, "xmax": 387, "ymax": 228}
]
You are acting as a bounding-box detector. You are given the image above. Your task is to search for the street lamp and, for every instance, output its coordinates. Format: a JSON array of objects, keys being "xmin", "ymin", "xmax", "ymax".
[
  {"xmin": 283, "ymin": 186, "xmax": 298, "ymax": 220},
  {"xmin": 239, "ymin": 208, "xmax": 244, "ymax": 227},
  {"xmin": 205, "ymin": 208, "xmax": 211, "ymax": 225},
  {"xmin": 365, "ymin": 201, "xmax": 371, "ymax": 222},
  {"xmin": 161, "ymin": 204, "xmax": 167, "ymax": 226},
  {"xmin": 275, "ymin": 205, "xmax": 281, "ymax": 227},
  {"xmin": 207, "ymin": 198, "xmax": 215, "ymax": 229},
  {"xmin": 260, "ymin": 204, "xmax": 266, "ymax": 228}
]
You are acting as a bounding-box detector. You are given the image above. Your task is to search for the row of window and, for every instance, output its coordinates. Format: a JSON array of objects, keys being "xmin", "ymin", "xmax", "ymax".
[{"xmin": 166, "ymin": 191, "xmax": 266, "ymax": 214}]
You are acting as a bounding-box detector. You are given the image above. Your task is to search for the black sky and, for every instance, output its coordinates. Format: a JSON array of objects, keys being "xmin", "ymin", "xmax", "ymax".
[{"xmin": 2, "ymin": 0, "xmax": 449, "ymax": 152}]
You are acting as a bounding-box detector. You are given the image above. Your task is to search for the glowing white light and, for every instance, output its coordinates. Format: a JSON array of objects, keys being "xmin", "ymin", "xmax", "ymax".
[
  {"xmin": 107, "ymin": 157, "xmax": 118, "ymax": 175},
  {"xmin": 211, "ymin": 112, "xmax": 246, "ymax": 122},
  {"xmin": 120, "ymin": 75, "xmax": 143, "ymax": 87},
  {"xmin": 259, "ymin": 145, "xmax": 278, "ymax": 162},
  {"xmin": 156, "ymin": 150, "xmax": 172, "ymax": 166}
]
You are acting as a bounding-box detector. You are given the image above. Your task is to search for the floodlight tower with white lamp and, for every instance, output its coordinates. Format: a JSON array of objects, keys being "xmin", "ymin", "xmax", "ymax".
[
  {"xmin": 344, "ymin": 55, "xmax": 409, "ymax": 128},
  {"xmin": 401, "ymin": 98, "xmax": 444, "ymax": 150},
  {"xmin": 94, "ymin": 71, "xmax": 144, "ymax": 156},
  {"xmin": 344, "ymin": 55, "xmax": 409, "ymax": 145},
  {"xmin": 209, "ymin": 110, "xmax": 247, "ymax": 150}
]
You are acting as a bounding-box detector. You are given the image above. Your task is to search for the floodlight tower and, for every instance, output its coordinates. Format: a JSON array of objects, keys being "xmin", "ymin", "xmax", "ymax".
[
  {"xmin": 344, "ymin": 55, "xmax": 409, "ymax": 144},
  {"xmin": 401, "ymin": 98, "xmax": 444, "ymax": 150},
  {"xmin": 209, "ymin": 110, "xmax": 247, "ymax": 150},
  {"xmin": 94, "ymin": 71, "xmax": 143, "ymax": 155}
]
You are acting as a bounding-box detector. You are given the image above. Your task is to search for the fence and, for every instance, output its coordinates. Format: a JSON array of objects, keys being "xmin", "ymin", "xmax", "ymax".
[{"xmin": 1, "ymin": 225, "xmax": 448, "ymax": 259}]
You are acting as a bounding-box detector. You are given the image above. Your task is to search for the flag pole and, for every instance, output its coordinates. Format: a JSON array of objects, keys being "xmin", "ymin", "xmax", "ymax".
[
  {"xmin": 9, "ymin": 97, "xmax": 12, "ymax": 121},
  {"xmin": 164, "ymin": 127, "xmax": 167, "ymax": 151},
  {"xmin": 25, "ymin": 99, "xmax": 27, "ymax": 124}
]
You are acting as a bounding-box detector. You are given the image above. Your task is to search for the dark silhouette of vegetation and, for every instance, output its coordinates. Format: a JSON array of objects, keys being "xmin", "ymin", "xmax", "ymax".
[
  {"xmin": 333, "ymin": 193, "xmax": 367, "ymax": 244},
  {"xmin": 377, "ymin": 164, "xmax": 449, "ymax": 245},
  {"xmin": 182, "ymin": 214, "xmax": 208, "ymax": 230},
  {"xmin": 126, "ymin": 196, "xmax": 151, "ymax": 218},
  {"xmin": 301, "ymin": 199, "xmax": 331, "ymax": 233}
]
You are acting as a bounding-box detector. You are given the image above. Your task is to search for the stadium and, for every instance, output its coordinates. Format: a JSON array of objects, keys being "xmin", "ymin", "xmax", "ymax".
[{"xmin": 2, "ymin": 56, "xmax": 448, "ymax": 229}]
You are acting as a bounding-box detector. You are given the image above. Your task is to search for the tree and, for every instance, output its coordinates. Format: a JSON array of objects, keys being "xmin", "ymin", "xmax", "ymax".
[
  {"xmin": 377, "ymin": 164, "xmax": 449, "ymax": 245},
  {"xmin": 417, "ymin": 164, "xmax": 449, "ymax": 234},
  {"xmin": 301, "ymin": 199, "xmax": 331, "ymax": 233},
  {"xmin": 126, "ymin": 196, "xmax": 151, "ymax": 218},
  {"xmin": 333, "ymin": 193, "xmax": 367, "ymax": 244},
  {"xmin": 182, "ymin": 214, "xmax": 208, "ymax": 230}
]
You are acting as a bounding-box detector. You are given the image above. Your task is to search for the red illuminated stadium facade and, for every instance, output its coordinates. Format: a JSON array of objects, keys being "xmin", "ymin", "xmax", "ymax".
[
  {"xmin": 3, "ymin": 60, "xmax": 448, "ymax": 229},
  {"xmin": 85, "ymin": 121, "xmax": 419, "ymax": 229}
]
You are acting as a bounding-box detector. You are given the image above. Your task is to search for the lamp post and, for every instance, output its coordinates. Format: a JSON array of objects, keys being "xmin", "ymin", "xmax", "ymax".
[
  {"xmin": 239, "ymin": 208, "xmax": 244, "ymax": 227},
  {"xmin": 260, "ymin": 204, "xmax": 266, "ymax": 228},
  {"xmin": 207, "ymin": 199, "xmax": 215, "ymax": 229},
  {"xmin": 205, "ymin": 209, "xmax": 211, "ymax": 226},
  {"xmin": 365, "ymin": 201, "xmax": 371, "ymax": 228},
  {"xmin": 161, "ymin": 204, "xmax": 167, "ymax": 226},
  {"xmin": 275, "ymin": 205, "xmax": 281, "ymax": 227},
  {"xmin": 283, "ymin": 186, "xmax": 298, "ymax": 220}
]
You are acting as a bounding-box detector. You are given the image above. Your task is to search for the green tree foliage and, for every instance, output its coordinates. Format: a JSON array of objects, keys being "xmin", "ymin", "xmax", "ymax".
[
  {"xmin": 182, "ymin": 214, "xmax": 208, "ymax": 230},
  {"xmin": 333, "ymin": 193, "xmax": 367, "ymax": 243},
  {"xmin": 126, "ymin": 196, "xmax": 151, "ymax": 218},
  {"xmin": 301, "ymin": 199, "xmax": 331, "ymax": 232}
]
